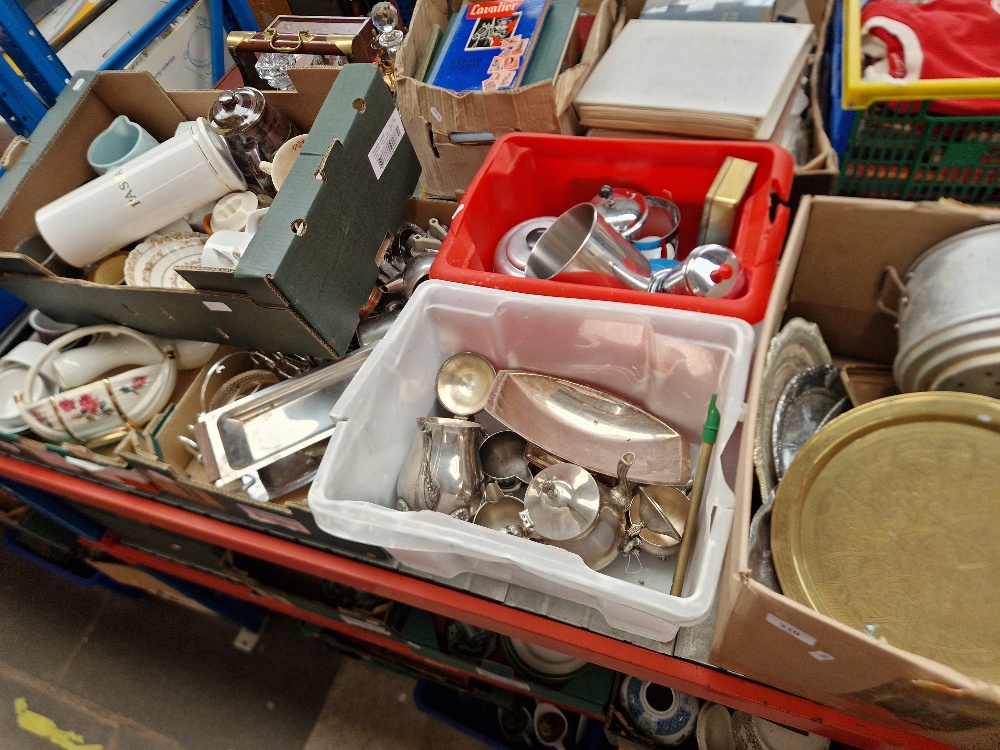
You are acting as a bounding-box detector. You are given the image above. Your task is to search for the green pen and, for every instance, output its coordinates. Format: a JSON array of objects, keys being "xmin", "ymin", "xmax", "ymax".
[{"xmin": 670, "ymin": 394, "xmax": 720, "ymax": 597}]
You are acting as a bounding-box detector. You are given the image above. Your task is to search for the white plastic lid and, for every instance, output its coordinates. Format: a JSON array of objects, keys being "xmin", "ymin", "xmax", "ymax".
[{"xmin": 210, "ymin": 191, "xmax": 259, "ymax": 232}]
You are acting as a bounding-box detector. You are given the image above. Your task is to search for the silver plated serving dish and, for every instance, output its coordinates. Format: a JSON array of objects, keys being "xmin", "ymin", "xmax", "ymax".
[
  {"xmin": 485, "ymin": 370, "xmax": 690, "ymax": 486},
  {"xmin": 753, "ymin": 318, "xmax": 831, "ymax": 500},
  {"xmin": 195, "ymin": 346, "xmax": 372, "ymax": 495}
]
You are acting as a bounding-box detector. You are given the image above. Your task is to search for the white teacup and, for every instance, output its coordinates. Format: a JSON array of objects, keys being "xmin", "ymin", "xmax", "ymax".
[
  {"xmin": 15, "ymin": 325, "xmax": 177, "ymax": 446},
  {"xmin": 259, "ymin": 134, "xmax": 307, "ymax": 191},
  {"xmin": 28, "ymin": 310, "xmax": 78, "ymax": 344},
  {"xmin": 533, "ymin": 703, "xmax": 569, "ymax": 750}
]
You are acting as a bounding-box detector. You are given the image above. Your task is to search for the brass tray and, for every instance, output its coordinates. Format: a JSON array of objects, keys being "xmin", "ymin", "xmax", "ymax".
[{"xmin": 771, "ymin": 392, "xmax": 1000, "ymax": 684}]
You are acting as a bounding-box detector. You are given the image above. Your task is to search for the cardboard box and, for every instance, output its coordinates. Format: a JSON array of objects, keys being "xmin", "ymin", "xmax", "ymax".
[
  {"xmin": 710, "ymin": 196, "xmax": 1000, "ymax": 749},
  {"xmin": 596, "ymin": 0, "xmax": 837, "ymax": 212},
  {"xmin": 395, "ymin": 0, "xmax": 617, "ymax": 199},
  {"xmin": 115, "ymin": 348, "xmax": 391, "ymax": 561},
  {"xmin": 0, "ymin": 65, "xmax": 420, "ymax": 358},
  {"xmin": 88, "ymin": 560, "xmax": 217, "ymax": 614}
]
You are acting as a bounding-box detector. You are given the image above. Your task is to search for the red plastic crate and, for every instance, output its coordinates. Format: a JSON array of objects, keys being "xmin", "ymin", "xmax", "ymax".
[{"xmin": 431, "ymin": 134, "xmax": 795, "ymax": 323}]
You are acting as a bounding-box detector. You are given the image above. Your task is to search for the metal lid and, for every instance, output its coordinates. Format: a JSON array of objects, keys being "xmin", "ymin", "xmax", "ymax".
[
  {"xmin": 493, "ymin": 217, "xmax": 556, "ymax": 277},
  {"xmin": 522, "ymin": 463, "xmax": 600, "ymax": 541},
  {"xmin": 208, "ymin": 87, "xmax": 267, "ymax": 135},
  {"xmin": 653, "ymin": 244, "xmax": 741, "ymax": 297},
  {"xmin": 191, "ymin": 118, "xmax": 247, "ymax": 193},
  {"xmin": 684, "ymin": 244, "xmax": 740, "ymax": 297},
  {"xmin": 590, "ymin": 185, "xmax": 648, "ymax": 238},
  {"xmin": 905, "ymin": 223, "xmax": 1000, "ymax": 276}
]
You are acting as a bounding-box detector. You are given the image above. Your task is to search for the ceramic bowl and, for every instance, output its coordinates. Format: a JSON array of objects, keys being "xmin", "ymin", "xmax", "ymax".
[
  {"xmin": 732, "ymin": 711, "xmax": 830, "ymax": 750},
  {"xmin": 697, "ymin": 703, "xmax": 736, "ymax": 750},
  {"xmin": 619, "ymin": 675, "xmax": 700, "ymax": 746},
  {"xmin": 501, "ymin": 636, "xmax": 587, "ymax": 685}
]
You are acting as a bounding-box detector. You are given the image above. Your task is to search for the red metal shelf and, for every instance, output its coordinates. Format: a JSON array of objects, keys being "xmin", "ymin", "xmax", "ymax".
[{"xmin": 0, "ymin": 454, "xmax": 953, "ymax": 750}]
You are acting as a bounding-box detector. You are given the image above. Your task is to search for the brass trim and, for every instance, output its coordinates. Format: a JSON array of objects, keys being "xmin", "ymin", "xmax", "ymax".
[
  {"xmin": 226, "ymin": 30, "xmax": 256, "ymax": 51},
  {"xmin": 84, "ymin": 428, "xmax": 129, "ymax": 450},
  {"xmin": 264, "ymin": 28, "xmax": 315, "ymax": 51},
  {"xmin": 48, "ymin": 396, "xmax": 85, "ymax": 443},
  {"xmin": 102, "ymin": 379, "xmax": 141, "ymax": 431}
]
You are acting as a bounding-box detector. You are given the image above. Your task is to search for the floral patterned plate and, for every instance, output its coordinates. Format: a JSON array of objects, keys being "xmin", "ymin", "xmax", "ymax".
[{"xmin": 124, "ymin": 232, "xmax": 208, "ymax": 289}]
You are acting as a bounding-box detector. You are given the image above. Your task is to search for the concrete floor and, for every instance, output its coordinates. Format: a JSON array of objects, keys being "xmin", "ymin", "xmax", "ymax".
[{"xmin": 0, "ymin": 542, "xmax": 489, "ymax": 750}]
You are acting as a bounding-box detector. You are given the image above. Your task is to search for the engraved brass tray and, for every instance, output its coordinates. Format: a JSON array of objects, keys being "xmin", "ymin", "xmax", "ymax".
[{"xmin": 771, "ymin": 392, "xmax": 1000, "ymax": 683}]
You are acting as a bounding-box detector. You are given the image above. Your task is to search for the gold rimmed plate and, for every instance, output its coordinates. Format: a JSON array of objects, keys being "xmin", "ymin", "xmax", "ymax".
[{"xmin": 771, "ymin": 392, "xmax": 1000, "ymax": 683}]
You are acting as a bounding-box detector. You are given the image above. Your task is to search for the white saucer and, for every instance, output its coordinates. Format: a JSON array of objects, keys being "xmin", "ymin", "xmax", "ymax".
[
  {"xmin": 125, "ymin": 232, "xmax": 208, "ymax": 289},
  {"xmin": 0, "ymin": 366, "xmax": 50, "ymax": 433}
]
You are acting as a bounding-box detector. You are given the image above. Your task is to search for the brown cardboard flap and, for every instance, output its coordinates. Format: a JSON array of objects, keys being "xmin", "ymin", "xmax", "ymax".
[
  {"xmin": 175, "ymin": 266, "xmax": 244, "ymax": 293},
  {"xmin": 168, "ymin": 66, "xmax": 341, "ymax": 133},
  {"xmin": 396, "ymin": 0, "xmax": 615, "ymax": 198},
  {"xmin": 786, "ymin": 197, "xmax": 999, "ymax": 363},
  {"xmin": 92, "ymin": 71, "xmax": 188, "ymax": 142}
]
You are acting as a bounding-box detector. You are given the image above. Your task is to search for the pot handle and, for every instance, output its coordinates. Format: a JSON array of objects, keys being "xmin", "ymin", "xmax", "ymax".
[{"xmin": 876, "ymin": 265, "xmax": 908, "ymax": 320}]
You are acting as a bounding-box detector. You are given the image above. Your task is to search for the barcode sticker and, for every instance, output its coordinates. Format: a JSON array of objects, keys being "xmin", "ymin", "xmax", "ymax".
[
  {"xmin": 766, "ymin": 613, "xmax": 817, "ymax": 646},
  {"xmin": 369, "ymin": 109, "xmax": 405, "ymax": 179}
]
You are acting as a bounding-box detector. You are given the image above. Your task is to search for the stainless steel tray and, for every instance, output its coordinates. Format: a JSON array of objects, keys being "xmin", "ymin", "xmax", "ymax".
[{"xmin": 195, "ymin": 347, "xmax": 372, "ymax": 496}]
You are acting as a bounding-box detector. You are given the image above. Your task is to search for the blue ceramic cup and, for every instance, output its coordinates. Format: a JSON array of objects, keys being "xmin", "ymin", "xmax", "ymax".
[{"xmin": 86, "ymin": 115, "xmax": 159, "ymax": 175}]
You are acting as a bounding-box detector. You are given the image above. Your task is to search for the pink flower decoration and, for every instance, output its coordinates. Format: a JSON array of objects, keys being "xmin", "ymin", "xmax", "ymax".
[
  {"xmin": 78, "ymin": 394, "xmax": 101, "ymax": 415},
  {"xmin": 131, "ymin": 375, "xmax": 148, "ymax": 390},
  {"xmin": 58, "ymin": 398, "xmax": 75, "ymax": 413}
]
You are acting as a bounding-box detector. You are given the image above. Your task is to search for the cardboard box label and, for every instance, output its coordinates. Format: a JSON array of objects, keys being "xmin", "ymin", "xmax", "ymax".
[
  {"xmin": 369, "ymin": 109, "xmax": 406, "ymax": 179},
  {"xmin": 766, "ymin": 613, "xmax": 817, "ymax": 646}
]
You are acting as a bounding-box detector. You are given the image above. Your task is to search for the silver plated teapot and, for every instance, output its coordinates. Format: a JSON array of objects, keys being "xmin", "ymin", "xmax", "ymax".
[{"xmin": 519, "ymin": 453, "xmax": 635, "ymax": 570}]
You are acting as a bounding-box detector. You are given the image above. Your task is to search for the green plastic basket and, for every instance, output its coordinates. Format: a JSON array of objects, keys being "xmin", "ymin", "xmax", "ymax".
[{"xmin": 836, "ymin": 101, "xmax": 1000, "ymax": 203}]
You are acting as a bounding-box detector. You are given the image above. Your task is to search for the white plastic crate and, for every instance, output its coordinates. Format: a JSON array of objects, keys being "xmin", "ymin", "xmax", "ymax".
[{"xmin": 309, "ymin": 281, "xmax": 754, "ymax": 641}]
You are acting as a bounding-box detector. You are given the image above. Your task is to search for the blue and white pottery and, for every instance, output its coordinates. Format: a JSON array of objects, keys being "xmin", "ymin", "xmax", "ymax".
[{"xmin": 619, "ymin": 675, "xmax": 700, "ymax": 746}]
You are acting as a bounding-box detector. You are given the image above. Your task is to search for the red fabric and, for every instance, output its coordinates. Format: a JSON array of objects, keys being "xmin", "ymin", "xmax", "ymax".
[{"xmin": 861, "ymin": 0, "xmax": 1000, "ymax": 115}]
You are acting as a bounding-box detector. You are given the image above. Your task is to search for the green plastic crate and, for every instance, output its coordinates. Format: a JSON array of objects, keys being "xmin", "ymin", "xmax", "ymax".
[{"xmin": 836, "ymin": 101, "xmax": 1000, "ymax": 203}]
